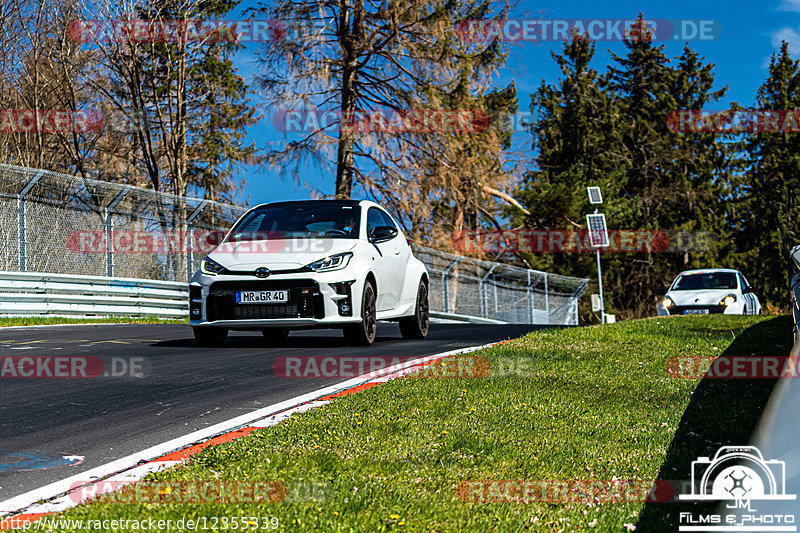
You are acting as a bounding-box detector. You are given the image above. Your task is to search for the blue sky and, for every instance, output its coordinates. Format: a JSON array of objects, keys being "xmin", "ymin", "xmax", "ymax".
[{"xmin": 230, "ymin": 0, "xmax": 800, "ymax": 206}]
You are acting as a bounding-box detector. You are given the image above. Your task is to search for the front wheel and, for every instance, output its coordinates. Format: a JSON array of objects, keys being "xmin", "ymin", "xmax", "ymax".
[
  {"xmin": 399, "ymin": 280, "xmax": 429, "ymax": 340},
  {"xmin": 343, "ymin": 280, "xmax": 377, "ymax": 346},
  {"xmin": 193, "ymin": 327, "xmax": 228, "ymax": 347}
]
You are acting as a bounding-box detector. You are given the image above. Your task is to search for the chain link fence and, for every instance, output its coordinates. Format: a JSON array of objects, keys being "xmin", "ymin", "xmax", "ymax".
[
  {"xmin": 0, "ymin": 164, "xmax": 587, "ymax": 324},
  {"xmin": 414, "ymin": 246, "xmax": 587, "ymax": 325}
]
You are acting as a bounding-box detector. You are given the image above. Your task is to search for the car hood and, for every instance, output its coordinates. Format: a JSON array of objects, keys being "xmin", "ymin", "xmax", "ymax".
[
  {"xmin": 666, "ymin": 289, "xmax": 737, "ymax": 306},
  {"xmin": 207, "ymin": 239, "xmax": 357, "ymax": 270}
]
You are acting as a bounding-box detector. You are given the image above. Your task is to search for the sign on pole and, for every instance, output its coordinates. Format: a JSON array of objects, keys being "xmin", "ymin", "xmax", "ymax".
[
  {"xmin": 591, "ymin": 294, "xmax": 601, "ymax": 312},
  {"xmin": 586, "ymin": 214, "xmax": 609, "ymax": 248},
  {"xmin": 587, "ymin": 186, "xmax": 603, "ymax": 205}
]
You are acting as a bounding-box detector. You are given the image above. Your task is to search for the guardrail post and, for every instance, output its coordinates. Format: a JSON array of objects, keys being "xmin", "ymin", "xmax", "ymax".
[
  {"xmin": 441, "ymin": 258, "xmax": 462, "ymax": 314},
  {"xmin": 105, "ymin": 186, "xmax": 132, "ymax": 277},
  {"xmin": 185, "ymin": 200, "xmax": 209, "ymax": 282},
  {"xmin": 16, "ymin": 171, "xmax": 44, "ymax": 272}
]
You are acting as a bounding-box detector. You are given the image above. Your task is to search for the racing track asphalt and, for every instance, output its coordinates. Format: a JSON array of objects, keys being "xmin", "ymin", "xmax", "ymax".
[{"xmin": 0, "ymin": 322, "xmax": 550, "ymax": 501}]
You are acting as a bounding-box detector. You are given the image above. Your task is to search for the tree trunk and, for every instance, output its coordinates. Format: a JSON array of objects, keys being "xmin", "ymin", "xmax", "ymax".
[{"xmin": 334, "ymin": 0, "xmax": 361, "ymax": 199}]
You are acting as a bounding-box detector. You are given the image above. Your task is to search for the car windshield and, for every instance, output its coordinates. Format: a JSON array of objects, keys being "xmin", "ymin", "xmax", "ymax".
[
  {"xmin": 228, "ymin": 204, "xmax": 361, "ymax": 241},
  {"xmin": 672, "ymin": 272, "xmax": 737, "ymax": 291}
]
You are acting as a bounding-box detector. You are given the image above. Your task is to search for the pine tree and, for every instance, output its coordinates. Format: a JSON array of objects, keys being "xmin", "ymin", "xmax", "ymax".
[
  {"xmin": 519, "ymin": 15, "xmax": 727, "ymax": 319},
  {"xmin": 739, "ymin": 42, "xmax": 800, "ymax": 308},
  {"xmin": 604, "ymin": 14, "xmax": 726, "ymax": 317},
  {"xmin": 515, "ymin": 31, "xmax": 624, "ymax": 318}
]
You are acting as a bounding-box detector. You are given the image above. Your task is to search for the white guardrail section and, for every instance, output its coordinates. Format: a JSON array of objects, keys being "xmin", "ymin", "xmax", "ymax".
[{"xmin": 0, "ymin": 272, "xmax": 188, "ymax": 318}]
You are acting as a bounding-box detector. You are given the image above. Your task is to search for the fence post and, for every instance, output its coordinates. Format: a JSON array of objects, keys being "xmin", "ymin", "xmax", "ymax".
[
  {"xmin": 17, "ymin": 196, "xmax": 25, "ymax": 272},
  {"xmin": 527, "ymin": 270, "xmax": 533, "ymax": 324},
  {"xmin": 441, "ymin": 258, "xmax": 462, "ymax": 314},
  {"xmin": 544, "ymin": 273, "xmax": 549, "ymax": 324},
  {"xmin": 493, "ymin": 272, "xmax": 499, "ymax": 318},
  {"xmin": 105, "ymin": 186, "xmax": 132, "ymax": 277},
  {"xmin": 185, "ymin": 200, "xmax": 209, "ymax": 282},
  {"xmin": 16, "ymin": 171, "xmax": 44, "ymax": 272},
  {"xmin": 480, "ymin": 265, "xmax": 497, "ymax": 319}
]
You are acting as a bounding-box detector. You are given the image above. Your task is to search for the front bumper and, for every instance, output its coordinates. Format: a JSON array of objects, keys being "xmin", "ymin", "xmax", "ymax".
[
  {"xmin": 190, "ymin": 272, "xmax": 363, "ymax": 329},
  {"xmin": 664, "ymin": 304, "xmax": 727, "ymax": 316}
]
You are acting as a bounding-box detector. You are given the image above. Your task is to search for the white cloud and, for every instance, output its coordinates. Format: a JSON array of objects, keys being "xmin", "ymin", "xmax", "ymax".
[
  {"xmin": 778, "ymin": 0, "xmax": 800, "ymax": 12},
  {"xmin": 770, "ymin": 26, "xmax": 800, "ymax": 56}
]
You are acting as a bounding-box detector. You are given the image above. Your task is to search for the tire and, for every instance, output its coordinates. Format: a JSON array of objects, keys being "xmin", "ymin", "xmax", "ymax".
[
  {"xmin": 399, "ymin": 280, "xmax": 429, "ymax": 340},
  {"xmin": 262, "ymin": 328, "xmax": 290, "ymax": 345},
  {"xmin": 343, "ymin": 280, "xmax": 377, "ymax": 346},
  {"xmin": 193, "ymin": 327, "xmax": 228, "ymax": 347}
]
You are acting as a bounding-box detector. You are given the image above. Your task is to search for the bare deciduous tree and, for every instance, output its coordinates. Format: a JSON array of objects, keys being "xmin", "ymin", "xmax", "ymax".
[{"xmin": 251, "ymin": 0, "xmax": 514, "ymax": 199}]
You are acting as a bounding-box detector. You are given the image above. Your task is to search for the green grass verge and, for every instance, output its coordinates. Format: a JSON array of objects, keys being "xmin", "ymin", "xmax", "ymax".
[
  {"xmin": 42, "ymin": 315, "xmax": 792, "ymax": 532},
  {"xmin": 0, "ymin": 317, "xmax": 187, "ymax": 327}
]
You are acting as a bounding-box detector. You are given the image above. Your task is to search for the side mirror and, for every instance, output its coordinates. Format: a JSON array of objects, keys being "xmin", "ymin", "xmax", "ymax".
[
  {"xmin": 369, "ymin": 225, "xmax": 397, "ymax": 243},
  {"xmin": 792, "ymin": 245, "xmax": 800, "ymax": 270}
]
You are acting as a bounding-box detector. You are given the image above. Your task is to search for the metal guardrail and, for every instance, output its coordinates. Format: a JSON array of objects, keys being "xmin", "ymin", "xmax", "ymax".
[{"xmin": 0, "ymin": 272, "xmax": 188, "ymax": 318}]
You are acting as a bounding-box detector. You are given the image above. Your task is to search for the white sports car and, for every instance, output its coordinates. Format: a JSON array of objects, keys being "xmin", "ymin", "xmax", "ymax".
[
  {"xmin": 657, "ymin": 268, "xmax": 761, "ymax": 316},
  {"xmin": 189, "ymin": 200, "xmax": 430, "ymax": 346}
]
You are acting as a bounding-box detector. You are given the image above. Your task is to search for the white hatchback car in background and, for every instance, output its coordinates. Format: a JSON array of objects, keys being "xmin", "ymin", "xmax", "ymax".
[
  {"xmin": 657, "ymin": 268, "xmax": 761, "ymax": 316},
  {"xmin": 189, "ymin": 200, "xmax": 429, "ymax": 346}
]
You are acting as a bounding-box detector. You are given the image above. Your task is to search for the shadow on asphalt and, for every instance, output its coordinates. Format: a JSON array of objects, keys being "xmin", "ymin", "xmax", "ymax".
[
  {"xmin": 635, "ymin": 316, "xmax": 794, "ymax": 531},
  {"xmin": 151, "ymin": 334, "xmax": 404, "ymax": 349},
  {"xmin": 150, "ymin": 323, "xmax": 555, "ymax": 349}
]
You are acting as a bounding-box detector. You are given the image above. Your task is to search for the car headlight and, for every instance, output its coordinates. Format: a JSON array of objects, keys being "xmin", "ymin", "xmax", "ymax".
[
  {"xmin": 305, "ymin": 252, "xmax": 353, "ymax": 272},
  {"xmin": 661, "ymin": 296, "xmax": 675, "ymax": 308},
  {"xmin": 719, "ymin": 294, "xmax": 737, "ymax": 307},
  {"xmin": 200, "ymin": 257, "xmax": 225, "ymax": 276}
]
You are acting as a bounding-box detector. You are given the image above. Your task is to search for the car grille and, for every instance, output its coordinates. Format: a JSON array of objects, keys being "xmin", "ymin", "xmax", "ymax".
[
  {"xmin": 206, "ymin": 280, "xmax": 324, "ymax": 321},
  {"xmin": 233, "ymin": 304, "xmax": 299, "ymax": 319},
  {"xmin": 668, "ymin": 305, "xmax": 726, "ymax": 315}
]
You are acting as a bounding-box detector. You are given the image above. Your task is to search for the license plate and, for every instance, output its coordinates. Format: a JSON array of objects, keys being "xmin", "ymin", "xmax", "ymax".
[
  {"xmin": 236, "ymin": 290, "xmax": 288, "ymax": 304},
  {"xmin": 683, "ymin": 309, "xmax": 709, "ymax": 315}
]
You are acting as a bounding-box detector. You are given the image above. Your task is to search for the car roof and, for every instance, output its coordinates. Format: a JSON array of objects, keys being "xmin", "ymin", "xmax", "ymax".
[
  {"xmin": 677, "ymin": 269, "xmax": 741, "ymax": 275},
  {"xmin": 251, "ymin": 199, "xmax": 363, "ymax": 209}
]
